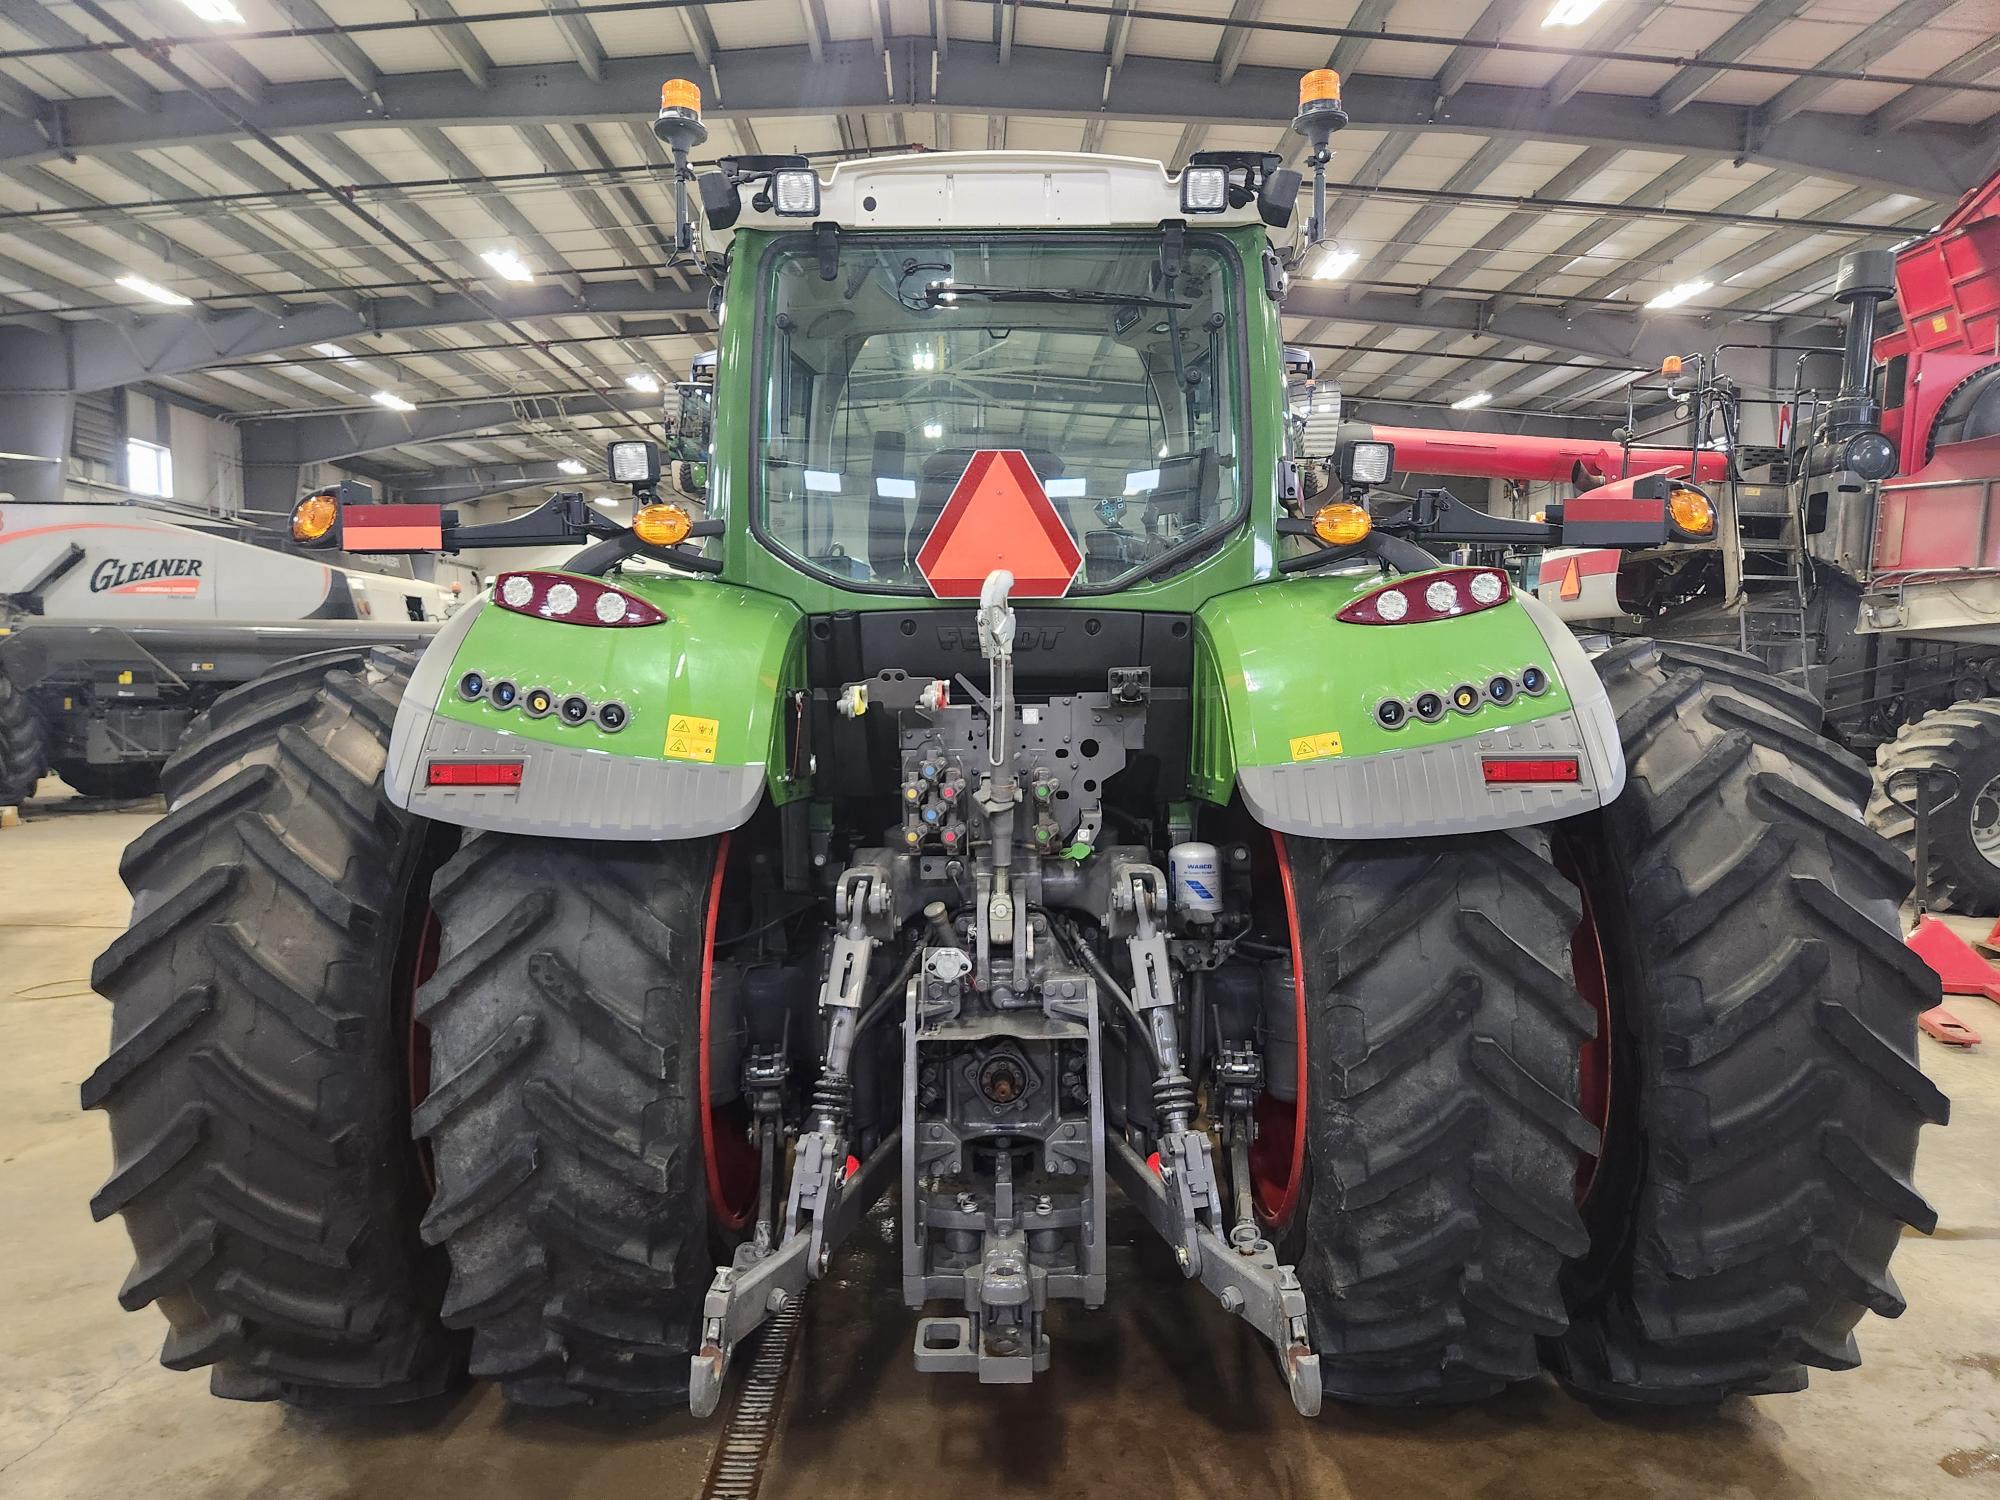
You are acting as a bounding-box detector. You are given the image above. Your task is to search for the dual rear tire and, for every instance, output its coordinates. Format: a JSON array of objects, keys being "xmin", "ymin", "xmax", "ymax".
[
  {"xmin": 1272, "ymin": 641, "xmax": 1944, "ymax": 1404},
  {"xmin": 87, "ymin": 652, "xmax": 728, "ymax": 1408}
]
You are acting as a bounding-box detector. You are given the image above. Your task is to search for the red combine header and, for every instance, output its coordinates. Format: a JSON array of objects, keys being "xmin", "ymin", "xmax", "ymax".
[
  {"xmin": 1866, "ymin": 171, "xmax": 2000, "ymax": 612},
  {"xmin": 1349, "ymin": 424, "xmax": 1730, "ymax": 486}
]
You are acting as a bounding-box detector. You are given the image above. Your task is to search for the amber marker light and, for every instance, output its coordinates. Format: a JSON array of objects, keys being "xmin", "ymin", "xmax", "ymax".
[
  {"xmin": 633, "ymin": 502, "xmax": 693, "ymax": 547},
  {"xmin": 1668, "ymin": 486, "xmax": 1717, "ymax": 537},
  {"xmin": 292, "ymin": 492, "xmax": 337, "ymax": 544},
  {"xmin": 1312, "ymin": 501, "xmax": 1372, "ymax": 547}
]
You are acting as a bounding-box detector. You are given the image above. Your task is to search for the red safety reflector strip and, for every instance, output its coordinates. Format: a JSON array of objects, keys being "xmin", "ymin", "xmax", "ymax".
[
  {"xmin": 1482, "ymin": 757, "xmax": 1580, "ymax": 785},
  {"xmin": 342, "ymin": 503, "xmax": 444, "ymax": 552},
  {"xmin": 1563, "ymin": 496, "xmax": 1664, "ymax": 523},
  {"xmin": 427, "ymin": 760, "xmax": 525, "ymax": 787}
]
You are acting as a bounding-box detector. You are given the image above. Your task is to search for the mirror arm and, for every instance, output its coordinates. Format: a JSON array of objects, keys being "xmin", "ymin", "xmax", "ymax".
[{"xmin": 436, "ymin": 492, "xmax": 624, "ymax": 553}]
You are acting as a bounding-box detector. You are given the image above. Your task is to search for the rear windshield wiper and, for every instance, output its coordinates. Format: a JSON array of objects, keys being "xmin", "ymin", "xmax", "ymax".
[{"xmin": 923, "ymin": 282, "xmax": 1190, "ymax": 309}]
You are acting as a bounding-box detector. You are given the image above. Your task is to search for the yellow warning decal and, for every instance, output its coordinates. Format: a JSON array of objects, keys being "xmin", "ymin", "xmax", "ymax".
[
  {"xmin": 664, "ymin": 713, "xmax": 719, "ymax": 763},
  {"xmin": 1933, "ymin": 314, "xmax": 1951, "ymax": 333},
  {"xmin": 1289, "ymin": 730, "xmax": 1343, "ymax": 761}
]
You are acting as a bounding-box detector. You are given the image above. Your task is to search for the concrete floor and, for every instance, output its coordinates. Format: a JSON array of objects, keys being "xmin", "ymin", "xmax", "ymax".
[{"xmin": 4, "ymin": 783, "xmax": 2000, "ymax": 1500}]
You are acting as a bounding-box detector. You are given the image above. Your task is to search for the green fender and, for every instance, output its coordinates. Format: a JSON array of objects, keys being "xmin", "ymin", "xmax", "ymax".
[
  {"xmin": 1190, "ymin": 571, "xmax": 1625, "ymax": 837},
  {"xmin": 383, "ymin": 573, "xmax": 806, "ymax": 840}
]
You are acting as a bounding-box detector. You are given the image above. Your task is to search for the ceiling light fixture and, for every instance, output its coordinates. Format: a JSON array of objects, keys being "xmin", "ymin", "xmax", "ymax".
[
  {"xmin": 1451, "ymin": 391, "xmax": 1493, "ymax": 411},
  {"xmin": 558, "ymin": 459, "xmax": 587, "ymax": 476},
  {"xmin": 310, "ymin": 342, "xmax": 351, "ymax": 358},
  {"xmin": 481, "ymin": 248, "xmax": 534, "ymax": 283},
  {"xmin": 1543, "ymin": 0, "xmax": 1608, "ymax": 25},
  {"xmin": 178, "ymin": 0, "xmax": 246, "ymax": 22},
  {"xmin": 115, "ymin": 274, "xmax": 193, "ymax": 307},
  {"xmin": 1645, "ymin": 278, "xmax": 1713, "ymax": 310},
  {"xmin": 371, "ymin": 391, "xmax": 416, "ymax": 412},
  {"xmin": 1310, "ymin": 246, "xmax": 1359, "ymax": 281},
  {"xmin": 625, "ymin": 372, "xmax": 661, "ymax": 394}
]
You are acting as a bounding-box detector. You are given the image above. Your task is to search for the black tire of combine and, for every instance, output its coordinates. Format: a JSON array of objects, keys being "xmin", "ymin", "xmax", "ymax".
[
  {"xmin": 1551, "ymin": 639, "xmax": 1947, "ymax": 1404},
  {"xmin": 414, "ymin": 834, "xmax": 726, "ymax": 1408},
  {"xmin": 0, "ymin": 673, "xmax": 49, "ymax": 804},
  {"xmin": 1866, "ymin": 699, "xmax": 2000, "ymax": 914},
  {"xmin": 1271, "ymin": 831, "xmax": 1598, "ymax": 1405},
  {"xmin": 83, "ymin": 649, "xmax": 462, "ymax": 1404},
  {"xmin": 55, "ymin": 757, "xmax": 163, "ymax": 802}
]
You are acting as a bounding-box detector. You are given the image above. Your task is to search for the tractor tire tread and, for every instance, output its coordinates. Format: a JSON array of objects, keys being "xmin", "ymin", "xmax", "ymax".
[
  {"xmin": 1553, "ymin": 639, "xmax": 1941, "ymax": 1404},
  {"xmin": 0, "ymin": 672, "xmax": 50, "ymax": 805},
  {"xmin": 85, "ymin": 649, "xmax": 458, "ymax": 1404},
  {"xmin": 415, "ymin": 834, "xmax": 718, "ymax": 1409},
  {"xmin": 1866, "ymin": 696, "xmax": 2000, "ymax": 912},
  {"xmin": 1285, "ymin": 830, "xmax": 1590, "ymax": 1405}
]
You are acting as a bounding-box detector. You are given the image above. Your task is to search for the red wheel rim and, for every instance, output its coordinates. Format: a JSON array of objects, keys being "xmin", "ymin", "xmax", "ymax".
[
  {"xmin": 1557, "ymin": 837, "xmax": 1613, "ymax": 1204},
  {"xmin": 1250, "ymin": 831, "xmax": 1309, "ymax": 1230},
  {"xmin": 700, "ymin": 833, "xmax": 760, "ymax": 1230}
]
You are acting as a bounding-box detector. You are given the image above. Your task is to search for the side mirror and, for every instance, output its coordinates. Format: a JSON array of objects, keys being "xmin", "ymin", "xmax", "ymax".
[
  {"xmin": 1258, "ymin": 169, "xmax": 1303, "ymax": 229},
  {"xmin": 669, "ymin": 381, "xmax": 714, "ymax": 452}
]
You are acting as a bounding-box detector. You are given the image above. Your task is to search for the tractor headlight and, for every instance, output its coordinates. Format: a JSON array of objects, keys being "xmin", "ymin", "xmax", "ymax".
[
  {"xmin": 1339, "ymin": 440, "xmax": 1394, "ymax": 487},
  {"xmin": 771, "ymin": 170, "xmax": 821, "ymax": 217},
  {"xmin": 608, "ymin": 439, "xmax": 660, "ymax": 485},
  {"xmin": 1180, "ymin": 166, "xmax": 1229, "ymax": 214}
]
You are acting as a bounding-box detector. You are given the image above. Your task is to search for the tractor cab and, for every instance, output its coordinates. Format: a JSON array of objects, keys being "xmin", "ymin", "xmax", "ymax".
[{"xmin": 682, "ymin": 142, "xmax": 1298, "ymax": 607}]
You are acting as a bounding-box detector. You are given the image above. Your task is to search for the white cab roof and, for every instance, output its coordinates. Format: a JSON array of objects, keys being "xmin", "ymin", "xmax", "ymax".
[{"xmin": 705, "ymin": 150, "xmax": 1286, "ymax": 246}]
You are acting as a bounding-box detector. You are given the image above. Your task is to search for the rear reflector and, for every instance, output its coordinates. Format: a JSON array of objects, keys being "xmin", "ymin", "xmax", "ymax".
[
  {"xmin": 341, "ymin": 503, "xmax": 445, "ymax": 552},
  {"xmin": 1482, "ymin": 757, "xmax": 1580, "ymax": 785},
  {"xmin": 427, "ymin": 760, "xmax": 524, "ymax": 787}
]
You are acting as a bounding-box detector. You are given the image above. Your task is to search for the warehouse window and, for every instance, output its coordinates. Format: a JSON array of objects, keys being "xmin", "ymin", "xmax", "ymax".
[{"xmin": 126, "ymin": 438, "xmax": 173, "ymax": 498}]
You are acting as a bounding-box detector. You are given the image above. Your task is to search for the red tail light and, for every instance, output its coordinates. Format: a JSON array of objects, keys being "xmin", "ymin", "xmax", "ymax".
[
  {"xmin": 427, "ymin": 760, "xmax": 525, "ymax": 787},
  {"xmin": 1482, "ymin": 757, "xmax": 1579, "ymax": 785},
  {"xmin": 493, "ymin": 571, "xmax": 665, "ymax": 627},
  {"xmin": 1338, "ymin": 567, "xmax": 1511, "ymax": 625}
]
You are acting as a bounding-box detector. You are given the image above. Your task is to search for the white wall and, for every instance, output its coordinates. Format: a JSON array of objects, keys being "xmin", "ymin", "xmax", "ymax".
[
  {"xmin": 166, "ymin": 401, "xmax": 244, "ymax": 514},
  {"xmin": 65, "ymin": 391, "xmax": 245, "ymax": 514}
]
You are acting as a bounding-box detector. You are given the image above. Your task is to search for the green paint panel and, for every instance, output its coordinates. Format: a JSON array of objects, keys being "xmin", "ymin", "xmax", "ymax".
[
  {"xmin": 1191, "ymin": 571, "xmax": 1572, "ymax": 801},
  {"xmin": 433, "ymin": 575, "xmax": 806, "ymax": 800}
]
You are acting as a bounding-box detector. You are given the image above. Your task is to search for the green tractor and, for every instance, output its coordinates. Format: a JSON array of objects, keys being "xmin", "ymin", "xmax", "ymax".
[{"xmin": 84, "ymin": 75, "xmax": 1943, "ymax": 1418}]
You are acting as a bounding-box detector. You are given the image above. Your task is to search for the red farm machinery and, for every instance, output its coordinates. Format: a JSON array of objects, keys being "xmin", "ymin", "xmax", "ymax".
[{"xmin": 1314, "ymin": 167, "xmax": 2000, "ymax": 916}]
